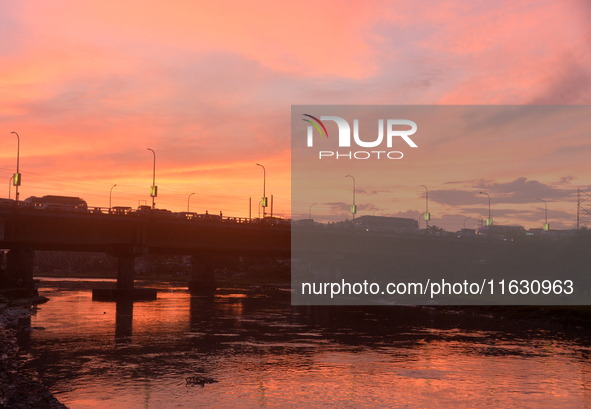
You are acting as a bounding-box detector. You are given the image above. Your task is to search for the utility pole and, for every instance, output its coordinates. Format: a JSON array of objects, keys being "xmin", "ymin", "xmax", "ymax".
[
  {"xmin": 577, "ymin": 188, "xmax": 581, "ymax": 230},
  {"xmin": 420, "ymin": 185, "xmax": 429, "ymax": 229},
  {"xmin": 147, "ymin": 148, "xmax": 157, "ymax": 209},
  {"xmin": 345, "ymin": 175, "xmax": 356, "ymax": 220}
]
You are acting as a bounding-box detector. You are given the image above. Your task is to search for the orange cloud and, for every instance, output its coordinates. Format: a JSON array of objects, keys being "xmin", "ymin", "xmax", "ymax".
[{"xmin": 1, "ymin": 0, "xmax": 590, "ymax": 227}]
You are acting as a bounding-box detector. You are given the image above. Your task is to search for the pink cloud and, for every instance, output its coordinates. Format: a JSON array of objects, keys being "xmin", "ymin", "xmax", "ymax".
[{"xmin": 1, "ymin": 0, "xmax": 591, "ymax": 226}]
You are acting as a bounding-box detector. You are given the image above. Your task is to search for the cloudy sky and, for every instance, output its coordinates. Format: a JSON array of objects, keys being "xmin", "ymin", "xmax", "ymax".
[{"xmin": 1, "ymin": 1, "xmax": 590, "ymax": 230}]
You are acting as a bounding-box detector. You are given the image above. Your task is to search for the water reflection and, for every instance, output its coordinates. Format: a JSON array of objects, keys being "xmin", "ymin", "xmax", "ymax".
[
  {"xmin": 18, "ymin": 279, "xmax": 591, "ymax": 408},
  {"xmin": 115, "ymin": 301, "xmax": 133, "ymax": 342}
]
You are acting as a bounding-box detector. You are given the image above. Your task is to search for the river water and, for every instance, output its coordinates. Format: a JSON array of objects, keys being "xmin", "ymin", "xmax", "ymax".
[{"xmin": 17, "ymin": 278, "xmax": 591, "ymax": 408}]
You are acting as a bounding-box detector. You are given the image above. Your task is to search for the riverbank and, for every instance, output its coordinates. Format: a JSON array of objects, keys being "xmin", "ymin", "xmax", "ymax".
[{"xmin": 0, "ymin": 301, "xmax": 68, "ymax": 409}]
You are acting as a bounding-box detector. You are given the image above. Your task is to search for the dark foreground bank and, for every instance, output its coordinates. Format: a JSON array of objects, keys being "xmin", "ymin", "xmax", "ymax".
[{"xmin": 0, "ymin": 300, "xmax": 67, "ymax": 409}]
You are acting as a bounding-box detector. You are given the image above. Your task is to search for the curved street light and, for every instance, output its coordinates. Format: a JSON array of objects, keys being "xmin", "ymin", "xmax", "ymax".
[
  {"xmin": 536, "ymin": 198, "xmax": 549, "ymax": 231},
  {"xmin": 256, "ymin": 163, "xmax": 266, "ymax": 219},
  {"xmin": 463, "ymin": 217, "xmax": 471, "ymax": 229},
  {"xmin": 420, "ymin": 185, "xmax": 429, "ymax": 228},
  {"xmin": 147, "ymin": 148, "xmax": 156, "ymax": 209},
  {"xmin": 479, "ymin": 191, "xmax": 491, "ymax": 226},
  {"xmin": 309, "ymin": 203, "xmax": 317, "ymax": 220},
  {"xmin": 345, "ymin": 175, "xmax": 356, "ymax": 220},
  {"xmin": 10, "ymin": 132, "xmax": 21, "ymax": 202},
  {"xmin": 109, "ymin": 184, "xmax": 117, "ymax": 212},
  {"xmin": 8, "ymin": 176, "xmax": 13, "ymax": 200},
  {"xmin": 188, "ymin": 192, "xmax": 195, "ymax": 213}
]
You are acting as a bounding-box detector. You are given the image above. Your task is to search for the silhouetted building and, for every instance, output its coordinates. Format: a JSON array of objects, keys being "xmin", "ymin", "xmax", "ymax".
[
  {"xmin": 526, "ymin": 228, "xmax": 576, "ymax": 238},
  {"xmin": 478, "ymin": 224, "xmax": 525, "ymax": 238},
  {"xmin": 354, "ymin": 215, "xmax": 418, "ymax": 230},
  {"xmin": 457, "ymin": 228, "xmax": 476, "ymax": 237},
  {"xmin": 25, "ymin": 195, "xmax": 87, "ymax": 210}
]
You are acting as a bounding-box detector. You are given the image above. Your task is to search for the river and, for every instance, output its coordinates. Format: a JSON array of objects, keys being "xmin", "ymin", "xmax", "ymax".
[{"xmin": 17, "ymin": 278, "xmax": 591, "ymax": 408}]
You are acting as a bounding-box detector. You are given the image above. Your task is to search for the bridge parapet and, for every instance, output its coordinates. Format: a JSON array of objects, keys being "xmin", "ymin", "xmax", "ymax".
[{"xmin": 0, "ymin": 205, "xmax": 290, "ymax": 298}]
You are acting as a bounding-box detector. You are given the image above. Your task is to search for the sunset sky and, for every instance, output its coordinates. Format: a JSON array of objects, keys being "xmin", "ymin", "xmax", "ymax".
[{"xmin": 1, "ymin": 1, "xmax": 590, "ymax": 230}]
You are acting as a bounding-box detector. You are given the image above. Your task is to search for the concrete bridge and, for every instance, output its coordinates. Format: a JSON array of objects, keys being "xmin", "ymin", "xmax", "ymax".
[
  {"xmin": 0, "ymin": 203, "xmax": 529, "ymax": 301},
  {"xmin": 0, "ymin": 204, "xmax": 290, "ymax": 299}
]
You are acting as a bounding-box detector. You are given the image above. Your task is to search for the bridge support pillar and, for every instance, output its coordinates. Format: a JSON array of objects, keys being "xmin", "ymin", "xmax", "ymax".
[
  {"xmin": 188, "ymin": 253, "xmax": 217, "ymax": 295},
  {"xmin": 117, "ymin": 256, "xmax": 135, "ymax": 290},
  {"xmin": 93, "ymin": 252, "xmax": 156, "ymax": 301},
  {"xmin": 5, "ymin": 249, "xmax": 35, "ymax": 295}
]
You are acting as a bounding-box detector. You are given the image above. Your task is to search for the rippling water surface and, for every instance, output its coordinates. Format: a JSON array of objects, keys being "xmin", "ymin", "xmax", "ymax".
[{"xmin": 18, "ymin": 278, "xmax": 591, "ymax": 408}]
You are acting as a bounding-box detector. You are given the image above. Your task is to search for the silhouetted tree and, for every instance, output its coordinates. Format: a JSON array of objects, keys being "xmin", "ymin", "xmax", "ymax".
[{"xmin": 427, "ymin": 225, "xmax": 445, "ymax": 233}]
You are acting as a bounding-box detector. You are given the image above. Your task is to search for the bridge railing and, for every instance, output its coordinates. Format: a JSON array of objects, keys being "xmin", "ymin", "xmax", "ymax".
[{"xmin": 0, "ymin": 200, "xmax": 290, "ymax": 226}]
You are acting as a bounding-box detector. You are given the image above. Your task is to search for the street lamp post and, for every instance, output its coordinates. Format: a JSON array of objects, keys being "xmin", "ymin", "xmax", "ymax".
[
  {"xmin": 147, "ymin": 148, "xmax": 156, "ymax": 209},
  {"xmin": 256, "ymin": 163, "xmax": 266, "ymax": 218},
  {"xmin": 10, "ymin": 132, "xmax": 21, "ymax": 202},
  {"xmin": 463, "ymin": 217, "xmax": 471, "ymax": 229},
  {"xmin": 345, "ymin": 175, "xmax": 356, "ymax": 220},
  {"xmin": 420, "ymin": 185, "xmax": 429, "ymax": 229},
  {"xmin": 373, "ymin": 209, "xmax": 379, "ymax": 216},
  {"xmin": 479, "ymin": 191, "xmax": 491, "ymax": 226},
  {"xmin": 8, "ymin": 176, "xmax": 13, "ymax": 200},
  {"xmin": 188, "ymin": 192, "xmax": 195, "ymax": 212},
  {"xmin": 109, "ymin": 184, "xmax": 117, "ymax": 212},
  {"xmin": 309, "ymin": 203, "xmax": 317, "ymax": 220},
  {"xmin": 537, "ymin": 198, "xmax": 549, "ymax": 231}
]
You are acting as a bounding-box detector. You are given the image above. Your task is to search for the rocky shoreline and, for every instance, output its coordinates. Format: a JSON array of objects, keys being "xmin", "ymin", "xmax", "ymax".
[{"xmin": 0, "ymin": 300, "xmax": 68, "ymax": 409}]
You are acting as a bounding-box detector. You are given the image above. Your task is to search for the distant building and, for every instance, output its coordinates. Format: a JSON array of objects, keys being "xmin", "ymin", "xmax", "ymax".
[
  {"xmin": 478, "ymin": 224, "xmax": 525, "ymax": 237},
  {"xmin": 526, "ymin": 228, "xmax": 576, "ymax": 238},
  {"xmin": 457, "ymin": 228, "xmax": 476, "ymax": 237},
  {"xmin": 353, "ymin": 215, "xmax": 418, "ymax": 230},
  {"xmin": 294, "ymin": 218, "xmax": 316, "ymax": 225}
]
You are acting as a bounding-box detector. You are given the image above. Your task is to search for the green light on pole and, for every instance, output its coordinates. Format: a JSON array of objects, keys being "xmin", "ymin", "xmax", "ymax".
[
  {"xmin": 10, "ymin": 131, "xmax": 21, "ymax": 202},
  {"xmin": 346, "ymin": 175, "xmax": 356, "ymax": 220},
  {"xmin": 256, "ymin": 163, "xmax": 267, "ymax": 217},
  {"xmin": 479, "ymin": 191, "xmax": 492, "ymax": 227},
  {"xmin": 537, "ymin": 198, "xmax": 548, "ymax": 233},
  {"xmin": 420, "ymin": 185, "xmax": 429, "ymax": 229},
  {"xmin": 147, "ymin": 148, "xmax": 156, "ymax": 209}
]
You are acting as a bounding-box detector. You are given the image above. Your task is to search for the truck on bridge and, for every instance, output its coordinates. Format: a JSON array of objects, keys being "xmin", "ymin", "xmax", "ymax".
[{"xmin": 24, "ymin": 195, "xmax": 88, "ymax": 211}]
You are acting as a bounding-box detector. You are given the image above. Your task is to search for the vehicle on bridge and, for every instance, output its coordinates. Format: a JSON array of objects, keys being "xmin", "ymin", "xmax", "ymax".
[
  {"xmin": 111, "ymin": 206, "xmax": 133, "ymax": 215},
  {"xmin": 24, "ymin": 195, "xmax": 88, "ymax": 211},
  {"xmin": 176, "ymin": 212, "xmax": 198, "ymax": 220},
  {"xmin": 133, "ymin": 205, "xmax": 174, "ymax": 217}
]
